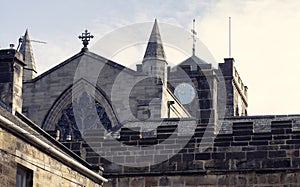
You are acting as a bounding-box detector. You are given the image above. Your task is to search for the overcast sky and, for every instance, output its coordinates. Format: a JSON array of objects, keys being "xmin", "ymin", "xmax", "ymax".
[{"xmin": 1, "ymin": 0, "xmax": 300, "ymax": 115}]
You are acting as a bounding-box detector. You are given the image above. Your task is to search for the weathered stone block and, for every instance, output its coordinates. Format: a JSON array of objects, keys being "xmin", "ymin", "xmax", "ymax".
[
  {"xmin": 195, "ymin": 153, "xmax": 211, "ymax": 160},
  {"xmin": 254, "ymin": 119, "xmax": 271, "ymax": 133},
  {"xmin": 197, "ymin": 175, "xmax": 218, "ymax": 185},
  {"xmin": 159, "ymin": 176, "xmax": 170, "ymax": 186},
  {"xmin": 247, "ymin": 151, "xmax": 267, "ymax": 159},
  {"xmin": 262, "ymin": 158, "xmax": 291, "ymax": 168},
  {"xmin": 236, "ymin": 159, "xmax": 260, "ymax": 169},
  {"xmin": 145, "ymin": 177, "xmax": 158, "ymax": 187},
  {"xmin": 292, "ymin": 118, "xmax": 300, "ymax": 132},
  {"xmin": 217, "ymin": 120, "xmax": 232, "ymax": 134}
]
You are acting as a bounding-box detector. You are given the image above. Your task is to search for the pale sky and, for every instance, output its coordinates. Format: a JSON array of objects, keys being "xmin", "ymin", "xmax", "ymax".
[{"xmin": 1, "ymin": 0, "xmax": 300, "ymax": 115}]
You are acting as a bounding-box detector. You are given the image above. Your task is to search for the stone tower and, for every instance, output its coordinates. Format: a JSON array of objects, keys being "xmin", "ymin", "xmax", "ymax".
[
  {"xmin": 218, "ymin": 58, "xmax": 248, "ymax": 116},
  {"xmin": 19, "ymin": 29, "xmax": 37, "ymax": 81},
  {"xmin": 0, "ymin": 48, "xmax": 25, "ymax": 113},
  {"xmin": 169, "ymin": 56, "xmax": 219, "ymax": 124}
]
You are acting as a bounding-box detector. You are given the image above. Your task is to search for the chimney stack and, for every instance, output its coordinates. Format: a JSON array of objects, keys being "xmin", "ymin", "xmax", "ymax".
[{"xmin": 0, "ymin": 48, "xmax": 25, "ymax": 113}]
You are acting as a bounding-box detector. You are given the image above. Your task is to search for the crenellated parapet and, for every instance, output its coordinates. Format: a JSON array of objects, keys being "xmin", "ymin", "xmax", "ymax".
[{"xmin": 54, "ymin": 115, "xmax": 300, "ymax": 186}]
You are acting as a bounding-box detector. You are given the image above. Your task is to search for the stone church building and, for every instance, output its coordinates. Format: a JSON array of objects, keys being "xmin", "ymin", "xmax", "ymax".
[{"xmin": 1, "ymin": 20, "xmax": 300, "ymax": 186}]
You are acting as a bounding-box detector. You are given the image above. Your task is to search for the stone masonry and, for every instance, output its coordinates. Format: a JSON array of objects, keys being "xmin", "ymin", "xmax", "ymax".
[
  {"xmin": 2, "ymin": 20, "xmax": 298, "ymax": 186},
  {"xmin": 0, "ymin": 106, "xmax": 105, "ymax": 186},
  {"xmin": 55, "ymin": 115, "xmax": 300, "ymax": 186}
]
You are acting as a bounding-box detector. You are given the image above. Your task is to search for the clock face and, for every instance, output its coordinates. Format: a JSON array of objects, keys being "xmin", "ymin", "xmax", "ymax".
[{"xmin": 174, "ymin": 83, "xmax": 196, "ymax": 104}]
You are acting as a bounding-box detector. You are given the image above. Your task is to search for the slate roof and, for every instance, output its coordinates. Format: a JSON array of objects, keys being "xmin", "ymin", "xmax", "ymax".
[
  {"xmin": 143, "ymin": 19, "xmax": 166, "ymax": 62},
  {"xmin": 177, "ymin": 55, "xmax": 211, "ymax": 71}
]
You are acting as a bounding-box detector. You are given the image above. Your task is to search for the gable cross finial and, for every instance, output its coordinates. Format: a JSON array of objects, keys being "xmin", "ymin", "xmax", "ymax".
[{"xmin": 78, "ymin": 29, "xmax": 94, "ymax": 52}]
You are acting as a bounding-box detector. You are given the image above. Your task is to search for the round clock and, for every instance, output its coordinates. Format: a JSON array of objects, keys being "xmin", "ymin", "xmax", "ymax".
[{"xmin": 174, "ymin": 83, "xmax": 196, "ymax": 104}]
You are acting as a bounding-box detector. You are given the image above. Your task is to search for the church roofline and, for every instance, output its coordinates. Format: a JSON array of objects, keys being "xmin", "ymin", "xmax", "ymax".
[
  {"xmin": 173, "ymin": 55, "xmax": 210, "ymax": 72},
  {"xmin": 24, "ymin": 50, "xmax": 138, "ymax": 83},
  {"xmin": 178, "ymin": 55, "xmax": 208, "ymax": 66}
]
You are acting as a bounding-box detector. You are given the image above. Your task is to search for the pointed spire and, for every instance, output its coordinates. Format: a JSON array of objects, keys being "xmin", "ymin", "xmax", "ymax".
[
  {"xmin": 19, "ymin": 29, "xmax": 37, "ymax": 80},
  {"xmin": 143, "ymin": 19, "xmax": 166, "ymax": 62}
]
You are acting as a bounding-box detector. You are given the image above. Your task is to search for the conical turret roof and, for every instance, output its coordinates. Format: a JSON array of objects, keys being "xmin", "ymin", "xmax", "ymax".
[
  {"xmin": 143, "ymin": 19, "xmax": 166, "ymax": 62},
  {"xmin": 19, "ymin": 29, "xmax": 36, "ymax": 73}
]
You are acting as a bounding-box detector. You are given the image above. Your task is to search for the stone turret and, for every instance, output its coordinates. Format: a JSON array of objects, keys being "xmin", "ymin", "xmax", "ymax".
[
  {"xmin": 19, "ymin": 29, "xmax": 37, "ymax": 81},
  {"xmin": 141, "ymin": 19, "xmax": 167, "ymax": 85},
  {"xmin": 133, "ymin": 19, "xmax": 170, "ymax": 119}
]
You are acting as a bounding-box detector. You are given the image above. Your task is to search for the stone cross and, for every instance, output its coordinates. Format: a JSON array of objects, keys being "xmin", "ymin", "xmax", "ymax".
[{"xmin": 78, "ymin": 29, "xmax": 94, "ymax": 51}]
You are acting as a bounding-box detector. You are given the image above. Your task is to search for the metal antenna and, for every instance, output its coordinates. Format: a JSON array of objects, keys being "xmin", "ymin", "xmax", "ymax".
[
  {"xmin": 17, "ymin": 36, "xmax": 47, "ymax": 50},
  {"xmin": 191, "ymin": 19, "xmax": 197, "ymax": 56},
  {"xmin": 229, "ymin": 17, "xmax": 232, "ymax": 58},
  {"xmin": 30, "ymin": 39, "xmax": 47, "ymax": 44}
]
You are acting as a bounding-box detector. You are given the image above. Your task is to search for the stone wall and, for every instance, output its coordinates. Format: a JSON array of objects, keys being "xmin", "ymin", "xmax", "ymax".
[
  {"xmin": 23, "ymin": 51, "xmax": 173, "ymax": 128},
  {"xmin": 103, "ymin": 171, "xmax": 300, "ymax": 187},
  {"xmin": 23, "ymin": 51, "xmax": 139, "ymax": 126},
  {"xmin": 64, "ymin": 115, "xmax": 300, "ymax": 186},
  {"xmin": 0, "ymin": 125, "xmax": 103, "ymax": 187},
  {"xmin": 0, "ymin": 106, "xmax": 105, "ymax": 187}
]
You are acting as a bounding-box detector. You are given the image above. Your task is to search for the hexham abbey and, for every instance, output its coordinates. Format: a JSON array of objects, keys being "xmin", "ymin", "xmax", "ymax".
[{"xmin": 1, "ymin": 20, "xmax": 300, "ymax": 186}]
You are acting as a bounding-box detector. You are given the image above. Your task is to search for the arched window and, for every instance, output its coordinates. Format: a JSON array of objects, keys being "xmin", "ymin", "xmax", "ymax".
[{"xmin": 56, "ymin": 91, "xmax": 113, "ymax": 141}]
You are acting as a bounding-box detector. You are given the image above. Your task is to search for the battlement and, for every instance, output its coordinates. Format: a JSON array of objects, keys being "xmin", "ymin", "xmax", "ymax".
[{"xmin": 60, "ymin": 115, "xmax": 300, "ymax": 178}]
